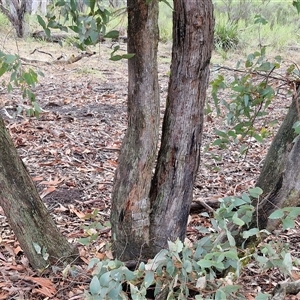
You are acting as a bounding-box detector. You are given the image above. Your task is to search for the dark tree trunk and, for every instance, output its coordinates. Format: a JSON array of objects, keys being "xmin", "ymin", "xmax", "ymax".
[
  {"xmin": 110, "ymin": 0, "xmax": 160, "ymax": 261},
  {"xmin": 111, "ymin": 0, "xmax": 214, "ymax": 261},
  {"xmin": 254, "ymin": 88, "xmax": 300, "ymax": 231},
  {"xmin": 217, "ymin": 88, "xmax": 300, "ymax": 248},
  {"xmin": 149, "ymin": 0, "xmax": 214, "ymax": 255},
  {"xmin": 0, "ymin": 117, "xmax": 78, "ymax": 270}
]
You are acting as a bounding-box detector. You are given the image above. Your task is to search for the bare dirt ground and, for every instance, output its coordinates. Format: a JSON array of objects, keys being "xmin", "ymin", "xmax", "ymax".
[{"xmin": 0, "ymin": 33, "xmax": 299, "ymax": 299}]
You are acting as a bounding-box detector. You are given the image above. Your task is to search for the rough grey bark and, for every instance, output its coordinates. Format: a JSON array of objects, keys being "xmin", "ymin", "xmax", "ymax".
[
  {"xmin": 253, "ymin": 88, "xmax": 300, "ymax": 231},
  {"xmin": 111, "ymin": 0, "xmax": 214, "ymax": 261},
  {"xmin": 110, "ymin": 0, "xmax": 160, "ymax": 260},
  {"xmin": 149, "ymin": 0, "xmax": 214, "ymax": 254},
  {"xmin": 0, "ymin": 116, "xmax": 78, "ymax": 270}
]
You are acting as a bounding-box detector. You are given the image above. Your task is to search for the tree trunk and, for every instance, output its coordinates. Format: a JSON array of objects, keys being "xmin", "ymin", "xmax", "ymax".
[
  {"xmin": 0, "ymin": 0, "xmax": 27, "ymax": 38},
  {"xmin": 254, "ymin": 88, "xmax": 300, "ymax": 231},
  {"xmin": 110, "ymin": 0, "xmax": 160, "ymax": 260},
  {"xmin": 149, "ymin": 0, "xmax": 214, "ymax": 255},
  {"xmin": 0, "ymin": 117, "xmax": 78, "ymax": 270},
  {"xmin": 111, "ymin": 0, "xmax": 214, "ymax": 261}
]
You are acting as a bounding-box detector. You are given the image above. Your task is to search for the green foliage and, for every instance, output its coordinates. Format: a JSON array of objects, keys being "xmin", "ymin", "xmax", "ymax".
[
  {"xmin": 293, "ymin": 0, "xmax": 300, "ymax": 14},
  {"xmin": 269, "ymin": 207, "xmax": 300, "ymax": 230},
  {"xmin": 210, "ymin": 46, "xmax": 284, "ymax": 153},
  {"xmin": 86, "ymin": 238, "xmax": 243, "ymax": 299},
  {"xmin": 213, "ymin": 0, "xmax": 300, "ymax": 51},
  {"xmin": 86, "ymin": 186, "xmax": 300, "ymax": 299},
  {"xmin": 38, "ymin": 0, "xmax": 111, "ymax": 49},
  {"xmin": 254, "ymin": 241, "xmax": 299, "ymax": 277},
  {"xmin": 0, "ymin": 51, "xmax": 42, "ymax": 116},
  {"xmin": 109, "ymin": 45, "xmax": 135, "ymax": 61},
  {"xmin": 158, "ymin": 1, "xmax": 173, "ymax": 42},
  {"xmin": 78, "ymin": 209, "xmax": 111, "ymax": 246},
  {"xmin": 214, "ymin": 21, "xmax": 240, "ymax": 51},
  {"xmin": 37, "ymin": 0, "xmax": 135, "ymax": 60},
  {"xmin": 0, "ymin": 12, "xmax": 9, "ymax": 29}
]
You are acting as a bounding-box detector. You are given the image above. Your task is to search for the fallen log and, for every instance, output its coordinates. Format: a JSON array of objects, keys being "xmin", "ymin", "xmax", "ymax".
[{"xmin": 31, "ymin": 30, "xmax": 106, "ymax": 43}]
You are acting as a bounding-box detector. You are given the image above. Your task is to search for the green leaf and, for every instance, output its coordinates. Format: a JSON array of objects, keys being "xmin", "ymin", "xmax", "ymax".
[
  {"xmin": 243, "ymin": 228, "xmax": 259, "ymax": 239},
  {"xmin": 168, "ymin": 239, "xmax": 184, "ymax": 253},
  {"xmin": 223, "ymin": 250, "xmax": 239, "ymax": 260},
  {"xmin": 197, "ymin": 259, "xmax": 213, "ymax": 268},
  {"xmin": 37, "ymin": 15, "xmax": 46, "ymax": 29},
  {"xmin": 221, "ymin": 285, "xmax": 241, "ymax": 294},
  {"xmin": 215, "ymin": 289, "xmax": 226, "ymax": 299},
  {"xmin": 138, "ymin": 262, "xmax": 145, "ymax": 271},
  {"xmin": 232, "ymin": 212, "xmax": 245, "ymax": 226},
  {"xmin": 166, "ymin": 259, "xmax": 175, "ymax": 275},
  {"xmin": 226, "ymin": 229, "xmax": 236, "ymax": 247},
  {"xmin": 243, "ymin": 94, "xmax": 249, "ymax": 106},
  {"xmin": 288, "ymin": 207, "xmax": 300, "ymax": 219},
  {"xmin": 183, "ymin": 260, "xmax": 193, "ymax": 273},
  {"xmin": 253, "ymin": 133, "xmax": 263, "ymax": 143},
  {"xmin": 160, "ymin": 0, "xmax": 173, "ymax": 10},
  {"xmin": 78, "ymin": 237, "xmax": 91, "ymax": 245},
  {"xmin": 122, "ymin": 53, "xmax": 135, "ymax": 59},
  {"xmin": 248, "ymin": 187, "xmax": 263, "ymax": 198},
  {"xmin": 241, "ymin": 193, "xmax": 251, "ymax": 203},
  {"xmin": 254, "ymin": 15, "xmax": 268, "ymax": 25},
  {"xmin": 108, "ymin": 285, "xmax": 121, "ymax": 299},
  {"xmin": 109, "ymin": 55, "xmax": 123, "ymax": 61},
  {"xmin": 269, "ymin": 209, "xmax": 284, "ymax": 219},
  {"xmin": 88, "ymin": 0, "xmax": 96, "ymax": 12},
  {"xmin": 0, "ymin": 64, "xmax": 8, "ymax": 77},
  {"xmin": 239, "ymin": 144, "xmax": 248, "ymax": 154},
  {"xmin": 90, "ymin": 276, "xmax": 101, "ymax": 295},
  {"xmin": 293, "ymin": 121, "xmax": 300, "ymax": 134},
  {"xmin": 146, "ymin": 249, "xmax": 168, "ymax": 270},
  {"xmin": 5, "ymin": 55, "xmax": 17, "ymax": 64},
  {"xmin": 283, "ymin": 253, "xmax": 293, "ymax": 272},
  {"xmin": 123, "ymin": 267, "xmax": 136, "ymax": 281},
  {"xmin": 257, "ymin": 62, "xmax": 272, "ymax": 72},
  {"xmin": 215, "ymin": 129, "xmax": 228, "ymax": 138},
  {"xmin": 99, "ymin": 272, "xmax": 111, "ymax": 287},
  {"xmin": 144, "ymin": 271, "xmax": 154, "ymax": 289},
  {"xmin": 212, "ymin": 138, "xmax": 222, "ymax": 146},
  {"xmin": 282, "ymin": 217, "xmax": 295, "ymax": 230},
  {"xmin": 214, "ymin": 261, "xmax": 225, "ymax": 269},
  {"xmin": 45, "ymin": 28, "xmax": 51, "ymax": 38},
  {"xmin": 104, "ymin": 30, "xmax": 119, "ymax": 39},
  {"xmin": 255, "ymin": 292, "xmax": 270, "ymax": 300},
  {"xmin": 293, "ymin": 0, "xmax": 300, "ymax": 14}
]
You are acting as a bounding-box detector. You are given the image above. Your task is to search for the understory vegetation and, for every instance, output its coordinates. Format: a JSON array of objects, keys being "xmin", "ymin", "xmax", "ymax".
[
  {"xmin": 86, "ymin": 188, "xmax": 300, "ymax": 299},
  {"xmin": 159, "ymin": 0, "xmax": 300, "ymax": 53}
]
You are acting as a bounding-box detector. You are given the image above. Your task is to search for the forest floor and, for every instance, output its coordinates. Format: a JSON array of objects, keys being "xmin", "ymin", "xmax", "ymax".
[{"xmin": 0, "ymin": 34, "xmax": 299, "ymax": 299}]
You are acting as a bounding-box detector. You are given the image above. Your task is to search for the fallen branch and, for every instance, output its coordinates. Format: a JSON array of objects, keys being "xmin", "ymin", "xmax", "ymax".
[
  {"xmin": 19, "ymin": 51, "xmax": 96, "ymax": 65},
  {"xmin": 271, "ymin": 279, "xmax": 300, "ymax": 300},
  {"xmin": 190, "ymin": 199, "xmax": 219, "ymax": 213},
  {"xmin": 31, "ymin": 30, "xmax": 106, "ymax": 43}
]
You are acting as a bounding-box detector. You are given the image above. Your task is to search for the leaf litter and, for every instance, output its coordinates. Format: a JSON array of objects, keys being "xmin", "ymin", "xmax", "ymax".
[{"xmin": 0, "ymin": 36, "xmax": 299, "ymax": 299}]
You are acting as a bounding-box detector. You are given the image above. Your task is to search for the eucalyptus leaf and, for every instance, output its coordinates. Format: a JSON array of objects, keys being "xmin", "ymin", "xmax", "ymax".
[{"xmin": 90, "ymin": 276, "xmax": 101, "ymax": 295}]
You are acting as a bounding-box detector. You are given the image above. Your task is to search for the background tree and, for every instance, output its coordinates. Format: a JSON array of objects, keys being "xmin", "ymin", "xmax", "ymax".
[
  {"xmin": 254, "ymin": 89, "xmax": 300, "ymax": 231},
  {"xmin": 0, "ymin": 116, "xmax": 78, "ymax": 270},
  {"xmin": 0, "ymin": 0, "xmax": 32, "ymax": 37}
]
